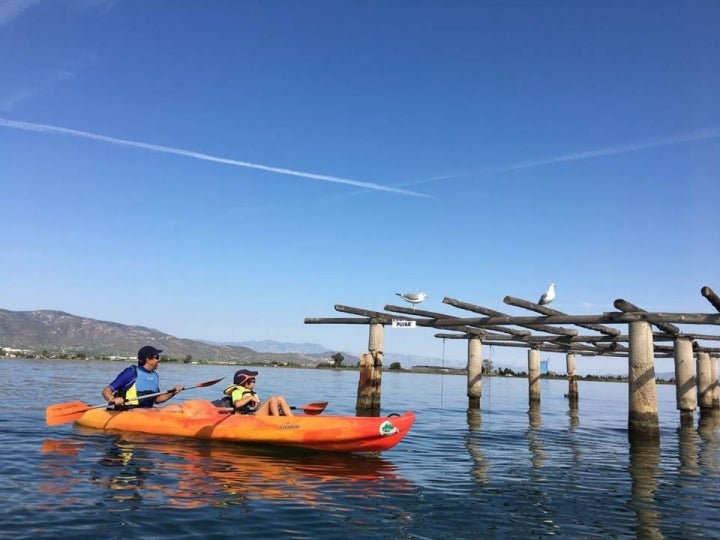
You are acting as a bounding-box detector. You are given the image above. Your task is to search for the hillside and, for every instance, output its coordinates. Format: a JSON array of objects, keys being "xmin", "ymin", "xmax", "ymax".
[{"xmin": 0, "ymin": 308, "xmax": 354, "ymax": 366}]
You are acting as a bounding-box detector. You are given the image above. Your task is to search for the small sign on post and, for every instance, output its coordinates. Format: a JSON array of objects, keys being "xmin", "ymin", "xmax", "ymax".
[{"xmin": 392, "ymin": 319, "xmax": 416, "ymax": 328}]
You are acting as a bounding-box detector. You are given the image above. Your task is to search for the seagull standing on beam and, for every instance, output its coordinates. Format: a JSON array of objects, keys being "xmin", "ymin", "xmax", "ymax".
[
  {"xmin": 538, "ymin": 283, "xmax": 556, "ymax": 305},
  {"xmin": 396, "ymin": 292, "xmax": 427, "ymax": 311}
]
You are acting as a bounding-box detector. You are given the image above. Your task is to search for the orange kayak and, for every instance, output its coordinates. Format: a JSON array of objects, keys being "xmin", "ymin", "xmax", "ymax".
[{"xmin": 73, "ymin": 399, "xmax": 415, "ymax": 453}]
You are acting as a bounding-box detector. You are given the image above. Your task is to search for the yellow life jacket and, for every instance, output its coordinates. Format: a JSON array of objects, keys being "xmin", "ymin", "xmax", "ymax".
[{"xmin": 223, "ymin": 384, "xmax": 260, "ymax": 414}]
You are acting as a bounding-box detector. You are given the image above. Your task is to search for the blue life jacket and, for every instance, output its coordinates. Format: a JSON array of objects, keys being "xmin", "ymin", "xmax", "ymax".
[{"xmin": 116, "ymin": 365, "xmax": 161, "ymax": 409}]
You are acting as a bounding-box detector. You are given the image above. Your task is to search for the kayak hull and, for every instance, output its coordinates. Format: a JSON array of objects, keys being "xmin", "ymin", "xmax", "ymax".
[{"xmin": 74, "ymin": 399, "xmax": 415, "ymax": 453}]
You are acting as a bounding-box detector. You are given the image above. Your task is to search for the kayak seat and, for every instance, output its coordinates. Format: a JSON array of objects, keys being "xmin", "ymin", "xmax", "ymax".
[{"xmin": 211, "ymin": 396, "xmax": 232, "ymax": 408}]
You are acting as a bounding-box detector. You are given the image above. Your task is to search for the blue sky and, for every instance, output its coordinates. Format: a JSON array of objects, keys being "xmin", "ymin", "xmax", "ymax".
[{"xmin": 2, "ymin": 1, "xmax": 719, "ymax": 373}]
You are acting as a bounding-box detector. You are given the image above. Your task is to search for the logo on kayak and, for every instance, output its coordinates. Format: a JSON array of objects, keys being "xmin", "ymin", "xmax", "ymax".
[{"xmin": 379, "ymin": 421, "xmax": 398, "ymax": 436}]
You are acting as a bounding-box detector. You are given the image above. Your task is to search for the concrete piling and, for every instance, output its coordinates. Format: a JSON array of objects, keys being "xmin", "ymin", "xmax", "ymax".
[
  {"xmin": 628, "ymin": 321, "xmax": 659, "ymax": 439},
  {"xmin": 673, "ymin": 337, "xmax": 696, "ymax": 427},
  {"xmin": 467, "ymin": 336, "xmax": 482, "ymax": 409},
  {"xmin": 697, "ymin": 351, "xmax": 714, "ymax": 416},
  {"xmin": 712, "ymin": 355, "xmax": 719, "ymax": 411}
]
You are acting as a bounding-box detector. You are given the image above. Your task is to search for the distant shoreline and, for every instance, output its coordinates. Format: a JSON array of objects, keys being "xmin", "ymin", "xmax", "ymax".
[{"xmin": 3, "ymin": 354, "xmax": 676, "ymax": 384}]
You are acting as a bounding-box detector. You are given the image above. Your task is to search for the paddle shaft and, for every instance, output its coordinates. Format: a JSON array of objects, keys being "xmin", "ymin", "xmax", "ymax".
[
  {"xmin": 46, "ymin": 377, "xmax": 224, "ymax": 426},
  {"xmin": 219, "ymin": 401, "xmax": 328, "ymax": 415},
  {"xmin": 109, "ymin": 377, "xmax": 225, "ymax": 406}
]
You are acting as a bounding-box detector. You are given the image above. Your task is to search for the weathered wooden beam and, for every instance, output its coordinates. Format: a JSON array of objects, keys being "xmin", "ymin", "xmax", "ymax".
[
  {"xmin": 479, "ymin": 341, "xmax": 614, "ymax": 355},
  {"xmin": 444, "ymin": 297, "xmax": 579, "ymax": 336},
  {"xmin": 667, "ymin": 332, "xmax": 720, "ymax": 341},
  {"xmin": 432, "ymin": 312, "xmax": 720, "ymax": 326},
  {"xmin": 332, "ymin": 305, "xmax": 441, "ymax": 328},
  {"xmin": 702, "ymin": 286, "xmax": 720, "ymax": 313},
  {"xmin": 504, "ymin": 295, "xmax": 621, "ymax": 336},
  {"xmin": 614, "ymin": 299, "xmax": 680, "ymax": 334},
  {"xmin": 434, "ymin": 325, "xmax": 515, "ymax": 340},
  {"xmin": 432, "ymin": 332, "xmax": 617, "ymax": 353},
  {"xmin": 656, "ymin": 344, "xmax": 720, "ymax": 354},
  {"xmin": 304, "ymin": 317, "xmax": 374, "ymax": 325},
  {"xmin": 435, "ymin": 332, "xmax": 621, "ymax": 346},
  {"xmin": 384, "ymin": 304, "xmax": 532, "ymax": 337}
]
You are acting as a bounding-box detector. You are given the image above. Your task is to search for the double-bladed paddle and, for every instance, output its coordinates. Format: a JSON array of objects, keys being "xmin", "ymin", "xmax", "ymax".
[
  {"xmin": 216, "ymin": 401, "xmax": 329, "ymax": 415},
  {"xmin": 45, "ymin": 377, "xmax": 225, "ymax": 426}
]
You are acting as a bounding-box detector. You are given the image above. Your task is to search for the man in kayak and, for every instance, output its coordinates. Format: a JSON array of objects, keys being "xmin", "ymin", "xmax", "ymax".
[
  {"xmin": 102, "ymin": 345, "xmax": 183, "ymax": 409},
  {"xmin": 223, "ymin": 369, "xmax": 294, "ymax": 416}
]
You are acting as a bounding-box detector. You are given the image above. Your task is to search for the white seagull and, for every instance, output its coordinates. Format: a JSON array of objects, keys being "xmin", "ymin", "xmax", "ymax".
[
  {"xmin": 538, "ymin": 283, "xmax": 556, "ymax": 305},
  {"xmin": 395, "ymin": 292, "xmax": 427, "ymax": 310}
]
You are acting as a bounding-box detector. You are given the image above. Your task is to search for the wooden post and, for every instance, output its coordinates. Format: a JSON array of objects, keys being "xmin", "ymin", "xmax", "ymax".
[
  {"xmin": 566, "ymin": 352, "xmax": 578, "ymax": 404},
  {"xmin": 467, "ymin": 336, "xmax": 482, "ymax": 409},
  {"xmin": 356, "ymin": 322, "xmax": 383, "ymax": 415},
  {"xmin": 673, "ymin": 337, "xmax": 696, "ymax": 427},
  {"xmin": 628, "ymin": 320, "xmax": 659, "ymax": 439},
  {"xmin": 528, "ymin": 347, "xmax": 540, "ymax": 404},
  {"xmin": 697, "ymin": 351, "xmax": 713, "ymax": 416}
]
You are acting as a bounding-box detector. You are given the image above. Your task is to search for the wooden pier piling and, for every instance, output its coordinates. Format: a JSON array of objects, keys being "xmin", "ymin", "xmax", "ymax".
[
  {"xmin": 356, "ymin": 322, "xmax": 383, "ymax": 414},
  {"xmin": 566, "ymin": 352, "xmax": 578, "ymax": 403},
  {"xmin": 528, "ymin": 347, "xmax": 541, "ymax": 404}
]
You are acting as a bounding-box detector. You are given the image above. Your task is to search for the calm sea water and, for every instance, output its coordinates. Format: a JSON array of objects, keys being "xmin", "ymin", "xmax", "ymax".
[{"xmin": 1, "ymin": 358, "xmax": 719, "ymax": 539}]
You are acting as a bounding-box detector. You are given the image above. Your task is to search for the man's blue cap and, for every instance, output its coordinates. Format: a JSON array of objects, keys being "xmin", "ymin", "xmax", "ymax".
[{"xmin": 138, "ymin": 345, "xmax": 163, "ymax": 365}]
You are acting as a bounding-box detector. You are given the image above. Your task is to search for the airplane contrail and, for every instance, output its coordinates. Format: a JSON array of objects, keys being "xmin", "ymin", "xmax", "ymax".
[
  {"xmin": 405, "ymin": 126, "xmax": 720, "ymax": 186},
  {"xmin": 0, "ymin": 117, "xmax": 429, "ymax": 198}
]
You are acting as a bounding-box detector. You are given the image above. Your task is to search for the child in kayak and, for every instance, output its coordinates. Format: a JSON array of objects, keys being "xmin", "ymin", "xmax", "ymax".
[{"xmin": 223, "ymin": 369, "xmax": 294, "ymax": 416}]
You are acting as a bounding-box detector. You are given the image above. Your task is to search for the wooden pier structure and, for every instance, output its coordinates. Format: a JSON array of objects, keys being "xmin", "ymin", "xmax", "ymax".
[{"xmin": 305, "ymin": 285, "xmax": 720, "ymax": 439}]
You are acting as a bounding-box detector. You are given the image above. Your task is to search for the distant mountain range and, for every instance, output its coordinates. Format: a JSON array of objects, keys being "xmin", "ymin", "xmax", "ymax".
[
  {"xmin": 202, "ymin": 339, "xmax": 333, "ymax": 356},
  {"xmin": 0, "ymin": 308, "xmax": 357, "ymax": 367},
  {"xmin": 214, "ymin": 339, "xmax": 462, "ymax": 369}
]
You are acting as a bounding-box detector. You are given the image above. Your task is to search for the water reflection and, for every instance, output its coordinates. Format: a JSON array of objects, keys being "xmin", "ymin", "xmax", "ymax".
[
  {"xmin": 40, "ymin": 432, "xmax": 410, "ymax": 510},
  {"xmin": 566, "ymin": 402, "xmax": 582, "ymax": 465},
  {"xmin": 567, "ymin": 401, "xmax": 579, "ymax": 431},
  {"xmin": 465, "ymin": 408, "xmax": 488, "ymax": 483},
  {"xmin": 628, "ymin": 438, "xmax": 662, "ymax": 539},
  {"xmin": 94, "ymin": 436, "xmax": 151, "ymax": 505},
  {"xmin": 698, "ymin": 414, "xmax": 720, "ymax": 471},
  {"xmin": 677, "ymin": 423, "xmax": 699, "ymax": 476},
  {"xmin": 527, "ymin": 404, "xmax": 544, "ymax": 468}
]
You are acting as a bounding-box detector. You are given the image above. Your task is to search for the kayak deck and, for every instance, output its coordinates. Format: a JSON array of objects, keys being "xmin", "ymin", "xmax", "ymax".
[{"xmin": 74, "ymin": 399, "xmax": 415, "ymax": 453}]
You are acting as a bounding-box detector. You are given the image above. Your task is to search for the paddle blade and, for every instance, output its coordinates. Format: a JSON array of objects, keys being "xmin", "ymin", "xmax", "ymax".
[
  {"xmin": 297, "ymin": 401, "xmax": 328, "ymax": 415},
  {"xmin": 45, "ymin": 401, "xmax": 92, "ymax": 426},
  {"xmin": 191, "ymin": 377, "xmax": 224, "ymax": 389}
]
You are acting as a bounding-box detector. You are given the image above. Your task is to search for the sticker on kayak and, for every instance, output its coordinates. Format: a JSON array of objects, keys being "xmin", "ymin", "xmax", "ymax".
[{"xmin": 379, "ymin": 421, "xmax": 399, "ymax": 436}]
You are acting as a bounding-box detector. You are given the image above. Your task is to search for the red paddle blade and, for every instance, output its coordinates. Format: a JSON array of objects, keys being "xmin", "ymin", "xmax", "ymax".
[
  {"xmin": 192, "ymin": 377, "xmax": 224, "ymax": 388},
  {"xmin": 299, "ymin": 401, "xmax": 328, "ymax": 415},
  {"xmin": 45, "ymin": 401, "xmax": 93, "ymax": 426}
]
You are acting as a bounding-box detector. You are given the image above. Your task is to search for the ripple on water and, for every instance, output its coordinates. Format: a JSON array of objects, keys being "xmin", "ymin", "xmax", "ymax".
[{"xmin": 3, "ymin": 361, "xmax": 720, "ymax": 539}]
